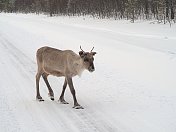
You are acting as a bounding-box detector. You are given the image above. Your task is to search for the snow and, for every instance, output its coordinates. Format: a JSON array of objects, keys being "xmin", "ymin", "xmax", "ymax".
[{"xmin": 0, "ymin": 13, "xmax": 176, "ymax": 132}]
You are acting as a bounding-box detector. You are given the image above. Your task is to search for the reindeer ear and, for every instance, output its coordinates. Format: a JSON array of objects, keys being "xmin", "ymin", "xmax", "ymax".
[
  {"xmin": 91, "ymin": 52, "xmax": 97, "ymax": 56},
  {"xmin": 79, "ymin": 51, "xmax": 84, "ymax": 57}
]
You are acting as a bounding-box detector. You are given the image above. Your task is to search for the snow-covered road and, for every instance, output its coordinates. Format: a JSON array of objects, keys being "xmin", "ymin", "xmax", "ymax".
[{"xmin": 0, "ymin": 13, "xmax": 176, "ymax": 132}]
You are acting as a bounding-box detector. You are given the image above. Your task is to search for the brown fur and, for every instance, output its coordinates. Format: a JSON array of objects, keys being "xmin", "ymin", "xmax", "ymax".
[
  {"xmin": 36, "ymin": 46, "xmax": 85, "ymax": 77},
  {"xmin": 35, "ymin": 46, "xmax": 96, "ymax": 109}
]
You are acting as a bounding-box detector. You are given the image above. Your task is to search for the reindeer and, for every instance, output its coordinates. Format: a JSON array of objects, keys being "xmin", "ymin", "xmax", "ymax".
[{"xmin": 35, "ymin": 46, "xmax": 96, "ymax": 109}]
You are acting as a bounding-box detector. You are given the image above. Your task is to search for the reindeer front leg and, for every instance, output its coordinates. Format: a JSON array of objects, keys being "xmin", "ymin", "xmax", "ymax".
[
  {"xmin": 66, "ymin": 77, "xmax": 84, "ymax": 109},
  {"xmin": 59, "ymin": 78, "xmax": 69, "ymax": 104}
]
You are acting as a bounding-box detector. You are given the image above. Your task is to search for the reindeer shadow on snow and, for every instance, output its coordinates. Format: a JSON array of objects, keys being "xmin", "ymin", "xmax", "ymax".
[{"xmin": 35, "ymin": 46, "xmax": 96, "ymax": 109}]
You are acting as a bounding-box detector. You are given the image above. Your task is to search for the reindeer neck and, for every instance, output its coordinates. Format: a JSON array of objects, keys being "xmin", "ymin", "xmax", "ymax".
[{"xmin": 74, "ymin": 57, "xmax": 85, "ymax": 77}]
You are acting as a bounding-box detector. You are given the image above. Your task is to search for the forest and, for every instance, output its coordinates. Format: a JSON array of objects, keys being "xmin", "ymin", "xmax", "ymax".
[{"xmin": 0, "ymin": 0, "xmax": 175, "ymax": 23}]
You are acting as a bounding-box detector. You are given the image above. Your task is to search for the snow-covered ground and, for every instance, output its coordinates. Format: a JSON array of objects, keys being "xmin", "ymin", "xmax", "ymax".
[{"xmin": 0, "ymin": 13, "xmax": 176, "ymax": 132}]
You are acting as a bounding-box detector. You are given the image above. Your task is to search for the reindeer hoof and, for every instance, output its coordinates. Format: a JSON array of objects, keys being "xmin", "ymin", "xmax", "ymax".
[
  {"xmin": 59, "ymin": 99, "xmax": 69, "ymax": 104},
  {"xmin": 36, "ymin": 96, "xmax": 44, "ymax": 101},
  {"xmin": 39, "ymin": 99, "xmax": 44, "ymax": 101},
  {"xmin": 36, "ymin": 98, "xmax": 44, "ymax": 102},
  {"xmin": 48, "ymin": 93, "xmax": 54, "ymax": 101},
  {"xmin": 50, "ymin": 96, "xmax": 54, "ymax": 101},
  {"xmin": 73, "ymin": 105, "xmax": 84, "ymax": 109}
]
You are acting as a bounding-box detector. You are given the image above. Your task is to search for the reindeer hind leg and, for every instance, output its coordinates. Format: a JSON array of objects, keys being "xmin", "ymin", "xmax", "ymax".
[
  {"xmin": 36, "ymin": 71, "xmax": 44, "ymax": 101},
  {"xmin": 42, "ymin": 73, "xmax": 54, "ymax": 101}
]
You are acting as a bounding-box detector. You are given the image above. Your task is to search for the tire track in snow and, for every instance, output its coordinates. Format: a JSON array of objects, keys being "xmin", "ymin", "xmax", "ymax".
[
  {"xmin": 0, "ymin": 95, "xmax": 21, "ymax": 132},
  {"xmin": 0, "ymin": 37, "xmax": 45, "ymax": 132},
  {"xmin": 0, "ymin": 37, "xmax": 73, "ymax": 132},
  {"xmin": 0, "ymin": 45, "xmax": 21, "ymax": 132},
  {"xmin": 0, "ymin": 36, "xmax": 119, "ymax": 132}
]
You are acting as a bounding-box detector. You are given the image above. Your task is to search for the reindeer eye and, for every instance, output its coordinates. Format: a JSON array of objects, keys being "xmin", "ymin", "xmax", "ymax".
[{"xmin": 84, "ymin": 58, "xmax": 89, "ymax": 62}]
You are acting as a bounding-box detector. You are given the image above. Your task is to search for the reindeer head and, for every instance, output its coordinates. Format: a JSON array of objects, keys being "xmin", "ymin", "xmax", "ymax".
[{"xmin": 79, "ymin": 46, "xmax": 96, "ymax": 72}]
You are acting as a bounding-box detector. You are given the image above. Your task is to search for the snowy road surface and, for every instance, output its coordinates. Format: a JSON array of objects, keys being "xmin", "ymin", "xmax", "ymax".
[{"xmin": 0, "ymin": 13, "xmax": 176, "ymax": 132}]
